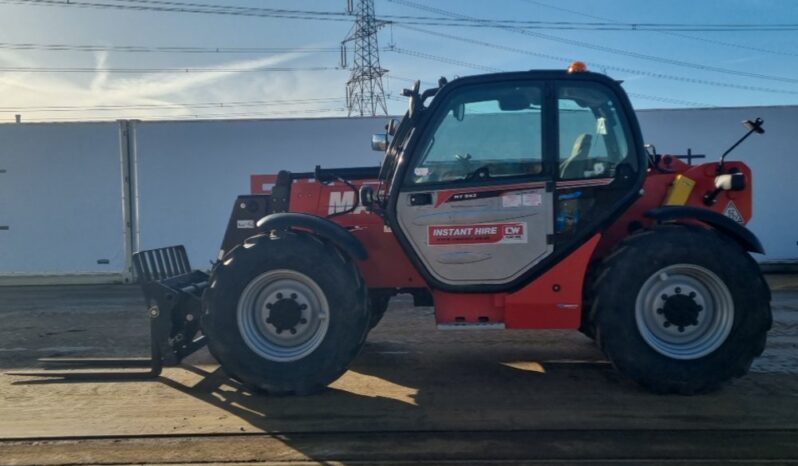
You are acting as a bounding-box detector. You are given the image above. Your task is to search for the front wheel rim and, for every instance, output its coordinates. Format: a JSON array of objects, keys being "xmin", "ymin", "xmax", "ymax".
[
  {"xmin": 635, "ymin": 264, "xmax": 734, "ymax": 360},
  {"xmin": 237, "ymin": 269, "xmax": 329, "ymax": 362}
]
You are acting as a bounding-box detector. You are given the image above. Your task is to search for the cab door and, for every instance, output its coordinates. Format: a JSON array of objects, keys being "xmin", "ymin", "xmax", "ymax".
[{"xmin": 393, "ymin": 80, "xmax": 554, "ymax": 288}]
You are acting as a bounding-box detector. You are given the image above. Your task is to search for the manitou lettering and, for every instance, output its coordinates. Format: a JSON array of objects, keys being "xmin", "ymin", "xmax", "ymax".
[
  {"xmin": 428, "ymin": 222, "xmax": 527, "ymax": 245},
  {"xmin": 328, "ymin": 191, "xmax": 368, "ymax": 215}
]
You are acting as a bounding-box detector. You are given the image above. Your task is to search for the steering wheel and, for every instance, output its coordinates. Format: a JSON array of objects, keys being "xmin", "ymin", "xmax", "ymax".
[{"xmin": 424, "ymin": 153, "xmax": 473, "ymax": 182}]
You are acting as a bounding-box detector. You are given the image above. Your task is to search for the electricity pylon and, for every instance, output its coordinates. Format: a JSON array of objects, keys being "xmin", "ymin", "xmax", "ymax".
[{"xmin": 341, "ymin": 0, "xmax": 388, "ymax": 117}]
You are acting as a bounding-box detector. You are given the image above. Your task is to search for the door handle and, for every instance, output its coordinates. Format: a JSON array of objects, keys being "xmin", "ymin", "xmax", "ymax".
[{"xmin": 409, "ymin": 193, "xmax": 433, "ymax": 206}]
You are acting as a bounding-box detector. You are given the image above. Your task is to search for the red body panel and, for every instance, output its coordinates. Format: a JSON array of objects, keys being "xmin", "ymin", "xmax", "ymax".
[
  {"xmin": 433, "ymin": 234, "xmax": 600, "ymax": 328},
  {"xmin": 505, "ymin": 234, "xmax": 600, "ymax": 329},
  {"xmin": 599, "ymin": 158, "xmax": 753, "ymax": 259},
  {"xmin": 250, "ymin": 158, "xmax": 753, "ymax": 330},
  {"xmin": 252, "ymin": 176, "xmax": 425, "ymax": 289}
]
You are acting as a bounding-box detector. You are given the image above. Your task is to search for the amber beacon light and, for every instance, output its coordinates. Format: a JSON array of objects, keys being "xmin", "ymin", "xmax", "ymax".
[{"xmin": 568, "ymin": 61, "xmax": 588, "ymax": 73}]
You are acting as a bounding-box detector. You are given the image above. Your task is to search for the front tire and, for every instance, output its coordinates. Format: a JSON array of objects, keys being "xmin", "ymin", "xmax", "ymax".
[
  {"xmin": 367, "ymin": 291, "xmax": 391, "ymax": 329},
  {"xmin": 203, "ymin": 232, "xmax": 369, "ymax": 395},
  {"xmin": 592, "ymin": 226, "xmax": 771, "ymax": 394}
]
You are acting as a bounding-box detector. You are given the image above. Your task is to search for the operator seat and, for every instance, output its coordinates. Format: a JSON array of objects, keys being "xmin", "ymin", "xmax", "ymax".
[{"xmin": 560, "ymin": 133, "xmax": 592, "ymax": 179}]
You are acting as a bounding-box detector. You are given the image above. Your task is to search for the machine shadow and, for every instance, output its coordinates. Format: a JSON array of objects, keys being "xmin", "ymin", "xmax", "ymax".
[
  {"xmin": 7, "ymin": 333, "xmax": 624, "ymax": 433},
  {"xmin": 8, "ymin": 288, "xmax": 795, "ymax": 463},
  {"xmin": 7, "ymin": 320, "xmax": 797, "ymax": 463}
]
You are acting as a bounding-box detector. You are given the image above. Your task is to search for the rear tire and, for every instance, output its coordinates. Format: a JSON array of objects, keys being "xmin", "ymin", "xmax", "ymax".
[
  {"xmin": 592, "ymin": 226, "xmax": 771, "ymax": 394},
  {"xmin": 203, "ymin": 231, "xmax": 369, "ymax": 395}
]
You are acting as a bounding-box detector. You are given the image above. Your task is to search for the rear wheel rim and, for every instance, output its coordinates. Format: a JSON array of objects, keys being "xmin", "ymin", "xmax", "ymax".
[
  {"xmin": 237, "ymin": 269, "xmax": 329, "ymax": 362},
  {"xmin": 635, "ymin": 264, "xmax": 734, "ymax": 360}
]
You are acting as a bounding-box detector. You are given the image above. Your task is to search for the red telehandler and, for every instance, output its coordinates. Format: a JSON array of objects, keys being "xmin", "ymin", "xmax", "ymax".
[{"xmin": 39, "ymin": 63, "xmax": 771, "ymax": 395}]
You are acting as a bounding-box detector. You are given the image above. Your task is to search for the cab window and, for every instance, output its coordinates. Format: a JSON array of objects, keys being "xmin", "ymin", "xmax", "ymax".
[
  {"xmin": 557, "ymin": 83, "xmax": 635, "ymax": 179},
  {"xmin": 409, "ymin": 82, "xmax": 544, "ymax": 185}
]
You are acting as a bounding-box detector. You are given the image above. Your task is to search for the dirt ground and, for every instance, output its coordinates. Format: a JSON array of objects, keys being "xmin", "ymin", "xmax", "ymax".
[{"xmin": 1, "ymin": 276, "xmax": 797, "ymax": 465}]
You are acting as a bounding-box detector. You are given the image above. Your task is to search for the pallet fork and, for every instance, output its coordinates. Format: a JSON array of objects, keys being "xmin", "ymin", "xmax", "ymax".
[{"xmin": 14, "ymin": 246, "xmax": 209, "ymax": 380}]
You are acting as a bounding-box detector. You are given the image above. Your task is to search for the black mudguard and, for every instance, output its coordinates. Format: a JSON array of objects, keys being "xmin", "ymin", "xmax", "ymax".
[
  {"xmin": 645, "ymin": 206, "xmax": 764, "ymax": 254},
  {"xmin": 220, "ymin": 195, "xmax": 273, "ymax": 259},
  {"xmin": 256, "ymin": 212, "xmax": 368, "ymax": 260}
]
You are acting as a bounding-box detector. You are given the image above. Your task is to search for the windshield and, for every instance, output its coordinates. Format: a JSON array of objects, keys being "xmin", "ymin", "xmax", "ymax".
[{"xmin": 408, "ymin": 82, "xmax": 544, "ymax": 185}]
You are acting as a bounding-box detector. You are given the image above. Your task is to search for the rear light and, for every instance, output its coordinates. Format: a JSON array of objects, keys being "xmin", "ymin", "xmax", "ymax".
[{"xmin": 715, "ymin": 172, "xmax": 746, "ymax": 191}]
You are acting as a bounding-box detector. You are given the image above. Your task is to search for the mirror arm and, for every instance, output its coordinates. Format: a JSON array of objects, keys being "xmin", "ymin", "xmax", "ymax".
[
  {"xmin": 717, "ymin": 117, "xmax": 764, "ymax": 174},
  {"xmin": 358, "ymin": 185, "xmax": 385, "ymax": 216}
]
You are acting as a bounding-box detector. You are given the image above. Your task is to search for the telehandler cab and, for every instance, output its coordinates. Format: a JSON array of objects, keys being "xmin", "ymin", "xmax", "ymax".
[{"xmin": 41, "ymin": 63, "xmax": 772, "ymax": 395}]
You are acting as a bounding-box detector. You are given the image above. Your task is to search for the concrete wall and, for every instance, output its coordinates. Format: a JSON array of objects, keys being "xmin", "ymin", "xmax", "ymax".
[
  {"xmin": 0, "ymin": 122, "xmax": 128, "ymax": 283},
  {"xmin": 0, "ymin": 107, "xmax": 795, "ymax": 283},
  {"xmin": 131, "ymin": 117, "xmax": 385, "ymax": 268}
]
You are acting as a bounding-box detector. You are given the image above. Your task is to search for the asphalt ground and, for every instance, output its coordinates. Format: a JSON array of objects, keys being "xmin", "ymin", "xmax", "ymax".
[{"xmin": 0, "ymin": 276, "xmax": 797, "ymax": 465}]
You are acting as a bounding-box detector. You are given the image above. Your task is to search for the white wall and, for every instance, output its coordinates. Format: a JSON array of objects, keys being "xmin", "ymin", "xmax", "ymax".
[
  {"xmin": 131, "ymin": 117, "xmax": 386, "ymax": 267},
  {"xmin": 0, "ymin": 107, "xmax": 795, "ymax": 283},
  {"xmin": 0, "ymin": 122, "xmax": 127, "ymax": 281},
  {"xmin": 637, "ymin": 106, "xmax": 798, "ymax": 261}
]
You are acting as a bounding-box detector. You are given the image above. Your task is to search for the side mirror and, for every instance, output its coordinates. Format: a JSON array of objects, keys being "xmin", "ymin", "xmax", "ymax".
[
  {"xmin": 743, "ymin": 117, "xmax": 765, "ymax": 134},
  {"xmin": 359, "ymin": 185, "xmax": 375, "ymax": 209},
  {"xmin": 371, "ymin": 133, "xmax": 389, "ymax": 152},
  {"xmin": 453, "ymin": 103, "xmax": 465, "ymax": 121}
]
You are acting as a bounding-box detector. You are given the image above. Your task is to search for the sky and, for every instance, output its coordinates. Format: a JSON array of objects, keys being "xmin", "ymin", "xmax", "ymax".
[{"xmin": 0, "ymin": 0, "xmax": 796, "ymax": 122}]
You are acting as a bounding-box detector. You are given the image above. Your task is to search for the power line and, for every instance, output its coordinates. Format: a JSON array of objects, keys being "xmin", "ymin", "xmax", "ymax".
[
  {"xmin": 101, "ymin": 0, "xmax": 346, "ymax": 16},
  {"xmin": 0, "ymin": 66, "xmax": 341, "ymax": 73},
  {"xmin": 0, "ymin": 0, "xmax": 357, "ymax": 21},
  {"xmin": 394, "ymin": 26, "xmax": 798, "ymax": 96},
  {"xmin": 115, "ymin": 0, "xmax": 798, "ymax": 30},
  {"xmin": 624, "ymin": 92, "xmax": 712, "ymax": 108},
  {"xmin": 386, "ymin": 51, "xmax": 713, "ymax": 107},
  {"xmin": 387, "ymin": 75, "xmax": 435, "ymax": 87},
  {"xmin": 5, "ymin": 0, "xmax": 798, "ymax": 31},
  {"xmin": 390, "ymin": 75, "xmax": 712, "ymax": 108},
  {"xmin": 0, "ymin": 97, "xmax": 344, "ymax": 113},
  {"xmin": 387, "ymin": 0, "xmax": 798, "ymax": 85},
  {"xmin": 391, "ymin": 47, "xmax": 500, "ymax": 73},
  {"xmin": 388, "ymin": 18, "xmax": 798, "ymax": 31},
  {"xmin": 517, "ymin": 0, "xmax": 798, "ymax": 58},
  {"xmin": 0, "ymin": 42, "xmax": 351, "ymax": 54},
  {"xmin": 14, "ymin": 107, "xmax": 348, "ymax": 122}
]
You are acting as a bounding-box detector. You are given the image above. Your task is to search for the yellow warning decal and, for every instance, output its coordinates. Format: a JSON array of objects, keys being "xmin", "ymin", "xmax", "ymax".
[{"xmin": 664, "ymin": 174, "xmax": 696, "ymax": 206}]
